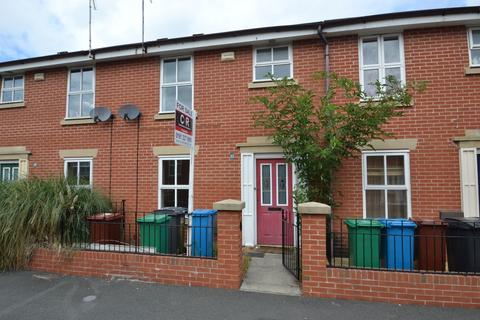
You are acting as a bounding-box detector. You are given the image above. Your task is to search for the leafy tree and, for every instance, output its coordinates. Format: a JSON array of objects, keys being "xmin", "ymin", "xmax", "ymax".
[{"xmin": 253, "ymin": 73, "xmax": 425, "ymax": 207}]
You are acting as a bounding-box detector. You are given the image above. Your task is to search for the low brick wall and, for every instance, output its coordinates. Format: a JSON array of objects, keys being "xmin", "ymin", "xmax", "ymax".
[
  {"xmin": 321, "ymin": 268, "xmax": 480, "ymax": 308},
  {"xmin": 29, "ymin": 207, "xmax": 243, "ymax": 290},
  {"xmin": 300, "ymin": 203, "xmax": 480, "ymax": 309}
]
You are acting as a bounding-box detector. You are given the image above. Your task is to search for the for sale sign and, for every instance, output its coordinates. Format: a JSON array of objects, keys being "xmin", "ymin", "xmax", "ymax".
[{"xmin": 174, "ymin": 101, "xmax": 195, "ymax": 149}]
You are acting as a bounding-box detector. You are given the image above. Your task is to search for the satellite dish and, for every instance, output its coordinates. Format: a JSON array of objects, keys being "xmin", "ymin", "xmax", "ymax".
[
  {"xmin": 118, "ymin": 104, "xmax": 141, "ymax": 120},
  {"xmin": 91, "ymin": 107, "xmax": 113, "ymax": 122}
]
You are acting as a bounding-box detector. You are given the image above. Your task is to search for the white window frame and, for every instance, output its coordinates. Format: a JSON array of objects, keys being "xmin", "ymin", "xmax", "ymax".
[
  {"xmin": 159, "ymin": 56, "xmax": 194, "ymax": 114},
  {"xmin": 253, "ymin": 44, "xmax": 293, "ymax": 82},
  {"xmin": 66, "ymin": 67, "xmax": 95, "ymax": 119},
  {"xmin": 63, "ymin": 158, "xmax": 93, "ymax": 188},
  {"xmin": 158, "ymin": 156, "xmax": 191, "ymax": 208},
  {"xmin": 0, "ymin": 75, "xmax": 24, "ymax": 104},
  {"xmin": 276, "ymin": 163, "xmax": 289, "ymax": 206},
  {"xmin": 0, "ymin": 161, "xmax": 20, "ymax": 182},
  {"xmin": 468, "ymin": 27, "xmax": 480, "ymax": 67},
  {"xmin": 362, "ymin": 150, "xmax": 411, "ymax": 219},
  {"xmin": 359, "ymin": 34, "xmax": 406, "ymax": 96},
  {"xmin": 260, "ymin": 163, "xmax": 272, "ymax": 206}
]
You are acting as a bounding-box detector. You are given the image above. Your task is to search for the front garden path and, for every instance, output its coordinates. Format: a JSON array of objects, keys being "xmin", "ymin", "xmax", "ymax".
[{"xmin": 240, "ymin": 252, "xmax": 301, "ymax": 296}]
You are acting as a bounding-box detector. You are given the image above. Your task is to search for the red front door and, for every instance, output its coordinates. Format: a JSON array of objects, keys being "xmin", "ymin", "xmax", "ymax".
[{"xmin": 256, "ymin": 159, "xmax": 293, "ymax": 245}]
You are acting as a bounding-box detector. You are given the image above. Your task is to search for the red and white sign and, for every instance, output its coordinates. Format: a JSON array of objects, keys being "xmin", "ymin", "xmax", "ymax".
[{"xmin": 174, "ymin": 101, "xmax": 195, "ymax": 149}]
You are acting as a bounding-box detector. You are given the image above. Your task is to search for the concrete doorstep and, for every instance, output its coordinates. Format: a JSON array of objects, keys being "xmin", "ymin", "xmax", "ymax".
[{"xmin": 240, "ymin": 253, "xmax": 301, "ymax": 296}]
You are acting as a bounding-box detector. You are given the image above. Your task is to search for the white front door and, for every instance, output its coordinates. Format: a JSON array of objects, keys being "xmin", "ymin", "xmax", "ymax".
[{"xmin": 460, "ymin": 148, "xmax": 480, "ymax": 217}]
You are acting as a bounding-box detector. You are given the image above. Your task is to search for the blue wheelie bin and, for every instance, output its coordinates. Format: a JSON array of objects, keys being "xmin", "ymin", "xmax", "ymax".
[
  {"xmin": 379, "ymin": 219, "xmax": 417, "ymax": 270},
  {"xmin": 191, "ymin": 209, "xmax": 217, "ymax": 257}
]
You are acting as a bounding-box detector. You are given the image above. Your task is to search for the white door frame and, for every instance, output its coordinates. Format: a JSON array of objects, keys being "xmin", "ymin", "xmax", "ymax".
[{"xmin": 241, "ymin": 152, "xmax": 297, "ymax": 246}]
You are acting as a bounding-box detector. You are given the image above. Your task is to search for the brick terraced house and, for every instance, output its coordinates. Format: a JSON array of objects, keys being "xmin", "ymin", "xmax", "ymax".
[{"xmin": 1, "ymin": 6, "xmax": 480, "ymax": 247}]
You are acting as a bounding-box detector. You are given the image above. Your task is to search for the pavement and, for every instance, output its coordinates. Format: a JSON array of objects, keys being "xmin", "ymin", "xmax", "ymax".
[
  {"xmin": 241, "ymin": 253, "xmax": 301, "ymax": 296},
  {"xmin": 0, "ymin": 271, "xmax": 479, "ymax": 320}
]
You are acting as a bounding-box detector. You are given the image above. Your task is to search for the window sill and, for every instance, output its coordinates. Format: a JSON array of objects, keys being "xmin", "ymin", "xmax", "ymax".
[
  {"xmin": 465, "ymin": 66, "xmax": 480, "ymax": 75},
  {"xmin": 0, "ymin": 102, "xmax": 25, "ymax": 109},
  {"xmin": 154, "ymin": 113, "xmax": 175, "ymax": 121},
  {"xmin": 60, "ymin": 118, "xmax": 96, "ymax": 126},
  {"xmin": 359, "ymin": 100, "xmax": 414, "ymax": 108},
  {"xmin": 248, "ymin": 79, "xmax": 298, "ymax": 89}
]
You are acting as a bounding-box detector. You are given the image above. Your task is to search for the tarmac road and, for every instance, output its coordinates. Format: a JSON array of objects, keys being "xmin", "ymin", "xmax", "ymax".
[{"xmin": 0, "ymin": 271, "xmax": 478, "ymax": 320}]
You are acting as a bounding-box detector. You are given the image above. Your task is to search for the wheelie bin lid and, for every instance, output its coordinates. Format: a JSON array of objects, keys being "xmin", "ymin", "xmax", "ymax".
[
  {"xmin": 378, "ymin": 219, "xmax": 417, "ymax": 228},
  {"xmin": 444, "ymin": 217, "xmax": 480, "ymax": 229},
  {"xmin": 137, "ymin": 213, "xmax": 171, "ymax": 223},
  {"xmin": 154, "ymin": 207, "xmax": 188, "ymax": 216},
  {"xmin": 192, "ymin": 209, "xmax": 218, "ymax": 216},
  {"xmin": 344, "ymin": 219, "xmax": 383, "ymax": 228},
  {"xmin": 414, "ymin": 219, "xmax": 447, "ymax": 227},
  {"xmin": 86, "ymin": 212, "xmax": 123, "ymax": 221}
]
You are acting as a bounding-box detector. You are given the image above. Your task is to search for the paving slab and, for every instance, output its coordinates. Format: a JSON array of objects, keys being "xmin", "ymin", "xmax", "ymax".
[{"xmin": 240, "ymin": 253, "xmax": 301, "ymax": 296}]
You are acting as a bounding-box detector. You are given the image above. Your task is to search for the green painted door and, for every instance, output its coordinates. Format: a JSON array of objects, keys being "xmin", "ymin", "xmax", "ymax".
[{"xmin": 0, "ymin": 163, "xmax": 19, "ymax": 182}]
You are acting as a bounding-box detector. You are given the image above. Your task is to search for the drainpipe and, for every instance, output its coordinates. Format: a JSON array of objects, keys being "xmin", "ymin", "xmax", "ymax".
[{"xmin": 317, "ymin": 24, "xmax": 329, "ymax": 93}]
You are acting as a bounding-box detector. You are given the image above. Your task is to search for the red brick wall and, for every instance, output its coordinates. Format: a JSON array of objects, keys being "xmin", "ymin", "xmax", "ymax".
[
  {"xmin": 0, "ymin": 40, "xmax": 323, "ymax": 217},
  {"xmin": 29, "ymin": 209, "xmax": 243, "ymax": 289},
  {"xmin": 330, "ymin": 26, "xmax": 480, "ymax": 220},
  {"xmin": 301, "ymin": 212, "xmax": 480, "ymax": 308}
]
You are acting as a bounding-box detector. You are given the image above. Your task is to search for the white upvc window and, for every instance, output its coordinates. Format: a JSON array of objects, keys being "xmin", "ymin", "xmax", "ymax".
[
  {"xmin": 0, "ymin": 161, "xmax": 19, "ymax": 182},
  {"xmin": 1, "ymin": 75, "xmax": 24, "ymax": 103},
  {"xmin": 158, "ymin": 156, "xmax": 190, "ymax": 208},
  {"xmin": 276, "ymin": 163, "xmax": 288, "ymax": 206},
  {"xmin": 64, "ymin": 158, "xmax": 93, "ymax": 188},
  {"xmin": 260, "ymin": 163, "xmax": 272, "ymax": 206},
  {"xmin": 66, "ymin": 67, "xmax": 95, "ymax": 118},
  {"xmin": 160, "ymin": 57, "xmax": 193, "ymax": 113},
  {"xmin": 359, "ymin": 34, "xmax": 405, "ymax": 97},
  {"xmin": 468, "ymin": 28, "xmax": 480, "ymax": 67},
  {"xmin": 362, "ymin": 151, "xmax": 411, "ymax": 219},
  {"xmin": 253, "ymin": 45, "xmax": 293, "ymax": 82}
]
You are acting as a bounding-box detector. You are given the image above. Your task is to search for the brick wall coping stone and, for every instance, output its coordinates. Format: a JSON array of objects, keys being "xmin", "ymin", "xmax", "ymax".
[
  {"xmin": 213, "ymin": 199, "xmax": 245, "ymax": 211},
  {"xmin": 298, "ymin": 202, "xmax": 331, "ymax": 215}
]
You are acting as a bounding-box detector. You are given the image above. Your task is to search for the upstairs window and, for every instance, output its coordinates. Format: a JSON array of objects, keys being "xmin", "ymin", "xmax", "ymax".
[
  {"xmin": 468, "ymin": 28, "xmax": 480, "ymax": 67},
  {"xmin": 360, "ymin": 35, "xmax": 404, "ymax": 96},
  {"xmin": 1, "ymin": 76, "xmax": 24, "ymax": 103},
  {"xmin": 160, "ymin": 57, "xmax": 193, "ymax": 113},
  {"xmin": 64, "ymin": 158, "xmax": 92, "ymax": 188},
  {"xmin": 254, "ymin": 46, "xmax": 292, "ymax": 81},
  {"xmin": 362, "ymin": 151, "xmax": 411, "ymax": 219},
  {"xmin": 67, "ymin": 68, "xmax": 95, "ymax": 118}
]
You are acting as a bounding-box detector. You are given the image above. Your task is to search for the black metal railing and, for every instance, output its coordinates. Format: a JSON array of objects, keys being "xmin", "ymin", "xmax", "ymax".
[
  {"xmin": 327, "ymin": 218, "xmax": 480, "ymax": 274},
  {"xmin": 60, "ymin": 211, "xmax": 218, "ymax": 259},
  {"xmin": 278, "ymin": 208, "xmax": 301, "ymax": 280}
]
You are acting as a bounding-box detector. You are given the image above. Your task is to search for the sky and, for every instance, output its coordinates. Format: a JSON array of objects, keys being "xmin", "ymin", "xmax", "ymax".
[{"xmin": 0, "ymin": 0, "xmax": 479, "ymax": 62}]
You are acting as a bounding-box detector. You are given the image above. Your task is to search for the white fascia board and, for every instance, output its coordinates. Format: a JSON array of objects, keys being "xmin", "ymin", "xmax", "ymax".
[
  {"xmin": 0, "ymin": 29, "xmax": 317, "ymax": 74},
  {"xmin": 147, "ymin": 29, "xmax": 318, "ymax": 55},
  {"xmin": 323, "ymin": 13, "xmax": 480, "ymax": 36}
]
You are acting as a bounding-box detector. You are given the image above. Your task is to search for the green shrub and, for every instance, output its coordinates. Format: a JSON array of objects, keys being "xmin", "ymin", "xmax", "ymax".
[{"xmin": 0, "ymin": 177, "xmax": 111, "ymax": 271}]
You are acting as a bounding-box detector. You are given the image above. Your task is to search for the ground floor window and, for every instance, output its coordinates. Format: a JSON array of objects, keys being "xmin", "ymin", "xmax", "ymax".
[
  {"xmin": 362, "ymin": 151, "xmax": 411, "ymax": 219},
  {"xmin": 158, "ymin": 157, "xmax": 190, "ymax": 208},
  {"xmin": 0, "ymin": 162, "xmax": 19, "ymax": 182},
  {"xmin": 64, "ymin": 158, "xmax": 92, "ymax": 188}
]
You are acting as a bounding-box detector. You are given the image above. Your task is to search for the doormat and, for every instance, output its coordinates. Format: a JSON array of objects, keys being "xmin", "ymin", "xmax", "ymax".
[{"xmin": 245, "ymin": 252, "xmax": 265, "ymax": 258}]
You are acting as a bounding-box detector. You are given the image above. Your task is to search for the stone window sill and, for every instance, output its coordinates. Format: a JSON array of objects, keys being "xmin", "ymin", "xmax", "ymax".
[
  {"xmin": 60, "ymin": 118, "xmax": 96, "ymax": 126},
  {"xmin": 465, "ymin": 67, "xmax": 480, "ymax": 75},
  {"xmin": 154, "ymin": 113, "xmax": 175, "ymax": 120},
  {"xmin": 248, "ymin": 79, "xmax": 298, "ymax": 89},
  {"xmin": 0, "ymin": 102, "xmax": 25, "ymax": 109}
]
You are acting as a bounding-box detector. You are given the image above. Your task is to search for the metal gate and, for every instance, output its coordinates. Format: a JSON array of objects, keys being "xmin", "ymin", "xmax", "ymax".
[{"xmin": 280, "ymin": 208, "xmax": 301, "ymax": 280}]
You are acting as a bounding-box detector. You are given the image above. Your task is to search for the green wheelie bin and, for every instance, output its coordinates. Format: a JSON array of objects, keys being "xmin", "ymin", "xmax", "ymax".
[
  {"xmin": 344, "ymin": 219, "xmax": 384, "ymax": 268},
  {"xmin": 137, "ymin": 213, "xmax": 171, "ymax": 253}
]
